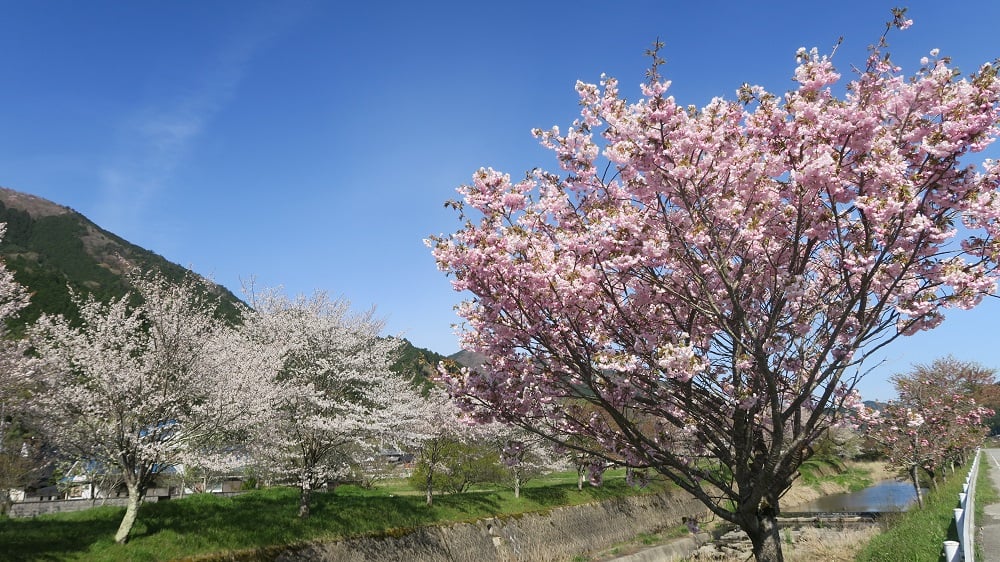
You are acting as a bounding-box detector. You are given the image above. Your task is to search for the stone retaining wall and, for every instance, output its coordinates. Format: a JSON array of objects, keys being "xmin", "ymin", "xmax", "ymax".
[
  {"xmin": 8, "ymin": 489, "xmax": 175, "ymax": 518},
  {"xmin": 211, "ymin": 491, "xmax": 708, "ymax": 562},
  {"xmin": 9, "ymin": 497, "xmax": 137, "ymax": 518}
]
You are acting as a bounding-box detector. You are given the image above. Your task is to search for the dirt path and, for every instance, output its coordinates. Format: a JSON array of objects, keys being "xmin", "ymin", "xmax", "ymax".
[{"xmin": 980, "ymin": 448, "xmax": 1000, "ymax": 562}]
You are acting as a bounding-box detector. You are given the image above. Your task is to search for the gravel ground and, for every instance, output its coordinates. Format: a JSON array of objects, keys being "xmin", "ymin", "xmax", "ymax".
[
  {"xmin": 594, "ymin": 461, "xmax": 895, "ymax": 562},
  {"xmin": 687, "ymin": 525, "xmax": 879, "ymax": 562}
]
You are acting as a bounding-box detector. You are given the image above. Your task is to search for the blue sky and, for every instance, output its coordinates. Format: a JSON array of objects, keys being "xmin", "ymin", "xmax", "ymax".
[{"xmin": 1, "ymin": 0, "xmax": 998, "ymax": 401}]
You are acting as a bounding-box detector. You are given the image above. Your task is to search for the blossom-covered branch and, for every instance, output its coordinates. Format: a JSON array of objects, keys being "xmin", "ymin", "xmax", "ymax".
[{"xmin": 430, "ymin": 13, "xmax": 1000, "ymax": 562}]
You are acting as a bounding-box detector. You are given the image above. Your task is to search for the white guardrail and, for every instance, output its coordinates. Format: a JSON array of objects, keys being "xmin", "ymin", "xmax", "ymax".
[{"xmin": 944, "ymin": 447, "xmax": 980, "ymax": 562}]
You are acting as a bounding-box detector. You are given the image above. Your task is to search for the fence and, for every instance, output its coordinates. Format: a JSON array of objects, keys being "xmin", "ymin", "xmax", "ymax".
[{"xmin": 944, "ymin": 447, "xmax": 980, "ymax": 562}]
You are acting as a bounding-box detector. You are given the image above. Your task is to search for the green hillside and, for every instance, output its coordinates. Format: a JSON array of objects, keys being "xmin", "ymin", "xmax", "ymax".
[
  {"xmin": 391, "ymin": 338, "xmax": 448, "ymax": 389},
  {"xmin": 0, "ymin": 187, "xmax": 243, "ymax": 330},
  {"xmin": 0, "ymin": 186, "xmax": 445, "ymax": 382}
]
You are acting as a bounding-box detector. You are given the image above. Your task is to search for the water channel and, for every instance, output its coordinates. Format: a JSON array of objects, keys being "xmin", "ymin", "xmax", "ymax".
[
  {"xmin": 793, "ymin": 479, "xmax": 924, "ymax": 513},
  {"xmin": 607, "ymin": 479, "xmax": 923, "ymax": 560}
]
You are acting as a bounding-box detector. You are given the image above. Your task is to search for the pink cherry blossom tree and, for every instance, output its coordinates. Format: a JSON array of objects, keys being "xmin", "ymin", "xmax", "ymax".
[
  {"xmin": 860, "ymin": 403, "xmax": 935, "ymax": 508},
  {"xmin": 240, "ymin": 288, "xmax": 427, "ymax": 518},
  {"xmin": 860, "ymin": 357, "xmax": 996, "ymax": 507},
  {"xmin": 29, "ymin": 271, "xmax": 268, "ymax": 543},
  {"xmin": 429, "ymin": 11, "xmax": 1000, "ymax": 561},
  {"xmin": 890, "ymin": 358, "xmax": 996, "ymax": 475},
  {"xmin": 893, "ymin": 355, "xmax": 1000, "ymax": 460}
]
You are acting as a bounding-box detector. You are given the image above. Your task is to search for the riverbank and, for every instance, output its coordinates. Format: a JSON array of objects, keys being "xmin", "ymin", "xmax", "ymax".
[
  {"xmin": 588, "ymin": 515, "xmax": 880, "ymax": 562},
  {"xmin": 0, "ymin": 472, "xmax": 696, "ymax": 561},
  {"xmin": 583, "ymin": 460, "xmax": 895, "ymax": 562},
  {"xmin": 781, "ymin": 460, "xmax": 897, "ymax": 509},
  {"xmin": 0, "ymin": 461, "xmax": 897, "ymax": 561},
  {"xmin": 855, "ymin": 455, "xmax": 984, "ymax": 561}
]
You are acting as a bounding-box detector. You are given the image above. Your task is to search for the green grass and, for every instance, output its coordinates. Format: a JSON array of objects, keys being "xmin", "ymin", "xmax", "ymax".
[
  {"xmin": 854, "ymin": 459, "xmax": 975, "ymax": 562},
  {"xmin": 798, "ymin": 457, "xmax": 875, "ymax": 492},
  {"xmin": 0, "ymin": 470, "xmax": 665, "ymax": 562}
]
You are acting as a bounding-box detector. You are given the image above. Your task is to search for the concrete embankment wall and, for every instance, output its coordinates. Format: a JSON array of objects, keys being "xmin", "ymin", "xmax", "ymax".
[{"xmin": 212, "ymin": 491, "xmax": 708, "ymax": 562}]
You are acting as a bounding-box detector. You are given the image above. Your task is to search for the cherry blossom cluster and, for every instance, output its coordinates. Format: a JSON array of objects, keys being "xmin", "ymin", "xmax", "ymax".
[
  {"xmin": 856, "ymin": 357, "xmax": 995, "ymax": 508},
  {"xmin": 429, "ymin": 17, "xmax": 1000, "ymax": 551},
  {"xmin": 237, "ymin": 287, "xmax": 429, "ymax": 517}
]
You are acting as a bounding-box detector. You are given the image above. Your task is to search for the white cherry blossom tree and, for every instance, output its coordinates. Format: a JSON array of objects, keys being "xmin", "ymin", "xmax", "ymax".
[
  {"xmin": 240, "ymin": 288, "xmax": 427, "ymax": 518},
  {"xmin": 410, "ymin": 387, "xmax": 471, "ymax": 506},
  {"xmin": 29, "ymin": 271, "xmax": 269, "ymax": 543},
  {"xmin": 0, "ymin": 224, "xmax": 38, "ymax": 513},
  {"xmin": 497, "ymin": 427, "xmax": 567, "ymax": 499}
]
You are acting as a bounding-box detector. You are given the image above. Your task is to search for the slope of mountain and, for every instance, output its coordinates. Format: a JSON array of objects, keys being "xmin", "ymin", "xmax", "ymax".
[
  {"xmin": 391, "ymin": 340, "xmax": 448, "ymax": 389},
  {"xmin": 0, "ymin": 186, "xmax": 450, "ymax": 385},
  {"xmin": 0, "ymin": 186, "xmax": 242, "ymax": 329},
  {"xmin": 449, "ymin": 349, "xmax": 487, "ymax": 372}
]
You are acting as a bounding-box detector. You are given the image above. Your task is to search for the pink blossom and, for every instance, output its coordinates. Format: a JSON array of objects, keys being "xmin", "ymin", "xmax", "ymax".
[{"xmin": 430, "ymin": 21, "xmax": 1000, "ymax": 561}]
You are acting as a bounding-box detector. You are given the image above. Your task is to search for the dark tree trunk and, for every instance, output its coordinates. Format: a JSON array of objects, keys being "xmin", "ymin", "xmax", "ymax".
[
  {"xmin": 732, "ymin": 479, "xmax": 788, "ymax": 562},
  {"xmin": 740, "ymin": 505, "xmax": 785, "ymax": 562},
  {"xmin": 0, "ymin": 490, "xmax": 11, "ymax": 516}
]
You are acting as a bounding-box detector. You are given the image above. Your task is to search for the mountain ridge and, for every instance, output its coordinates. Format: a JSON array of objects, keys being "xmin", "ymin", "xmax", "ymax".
[
  {"xmin": 0, "ymin": 186, "xmax": 243, "ymax": 327},
  {"xmin": 0, "ymin": 185, "xmax": 447, "ymax": 381}
]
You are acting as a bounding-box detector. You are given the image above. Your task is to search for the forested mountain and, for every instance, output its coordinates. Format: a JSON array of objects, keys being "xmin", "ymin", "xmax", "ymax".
[
  {"xmin": 392, "ymin": 341, "xmax": 448, "ymax": 389},
  {"xmin": 0, "ymin": 187, "xmax": 243, "ymax": 329},
  {"xmin": 0, "ymin": 186, "xmax": 447, "ymax": 380}
]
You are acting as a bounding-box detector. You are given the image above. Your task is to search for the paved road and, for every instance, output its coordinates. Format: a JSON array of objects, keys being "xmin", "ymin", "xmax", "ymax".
[{"xmin": 981, "ymin": 448, "xmax": 1000, "ymax": 562}]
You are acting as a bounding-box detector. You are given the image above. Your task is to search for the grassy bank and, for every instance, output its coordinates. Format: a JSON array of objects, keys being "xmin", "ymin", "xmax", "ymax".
[
  {"xmin": 797, "ymin": 457, "xmax": 878, "ymax": 493},
  {"xmin": 855, "ymin": 457, "xmax": 982, "ymax": 562},
  {"xmin": 0, "ymin": 470, "xmax": 665, "ymax": 562}
]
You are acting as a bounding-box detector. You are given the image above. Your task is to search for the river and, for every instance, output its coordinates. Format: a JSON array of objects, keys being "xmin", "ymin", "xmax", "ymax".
[{"xmin": 793, "ymin": 479, "xmax": 923, "ymax": 512}]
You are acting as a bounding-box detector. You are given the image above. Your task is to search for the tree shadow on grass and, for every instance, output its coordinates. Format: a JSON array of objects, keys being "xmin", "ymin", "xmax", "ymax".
[
  {"xmin": 425, "ymin": 490, "xmax": 504, "ymax": 521},
  {"xmin": 0, "ymin": 481, "xmax": 649, "ymax": 560},
  {"xmin": 138, "ymin": 490, "xmax": 303, "ymax": 547},
  {"xmin": 308, "ymin": 490, "xmax": 445, "ymax": 535},
  {"xmin": 69, "ymin": 487, "xmax": 453, "ymax": 560},
  {"xmin": 139, "ymin": 487, "xmax": 430, "ymax": 548},
  {"xmin": 522, "ymin": 485, "xmax": 569, "ymax": 505},
  {"xmin": 0, "ymin": 506, "xmax": 122, "ymax": 562}
]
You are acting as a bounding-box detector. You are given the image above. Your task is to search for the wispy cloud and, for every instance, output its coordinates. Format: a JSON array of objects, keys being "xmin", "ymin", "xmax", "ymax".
[{"xmin": 94, "ymin": 5, "xmax": 306, "ymax": 239}]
